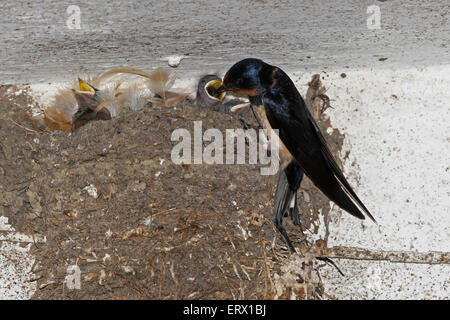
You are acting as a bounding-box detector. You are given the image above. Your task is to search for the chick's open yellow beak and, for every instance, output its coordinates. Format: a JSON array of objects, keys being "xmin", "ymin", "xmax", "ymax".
[
  {"xmin": 205, "ymin": 79, "xmax": 226, "ymax": 101},
  {"xmin": 78, "ymin": 78, "xmax": 96, "ymax": 93}
]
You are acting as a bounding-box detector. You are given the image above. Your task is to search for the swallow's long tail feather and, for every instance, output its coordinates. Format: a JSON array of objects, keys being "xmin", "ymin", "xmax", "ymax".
[
  {"xmin": 273, "ymin": 161, "xmax": 304, "ymax": 252},
  {"xmin": 289, "ymin": 195, "xmax": 301, "ymax": 226},
  {"xmin": 306, "ymin": 153, "xmax": 373, "ymax": 222},
  {"xmin": 273, "ymin": 168, "xmax": 296, "ymax": 252},
  {"xmin": 322, "ymin": 151, "xmax": 376, "ymax": 222},
  {"xmin": 284, "ymin": 161, "xmax": 303, "ymax": 226}
]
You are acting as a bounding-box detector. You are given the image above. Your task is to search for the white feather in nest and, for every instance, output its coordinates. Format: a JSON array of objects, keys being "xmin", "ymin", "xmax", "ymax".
[{"xmin": 43, "ymin": 67, "xmax": 189, "ymax": 131}]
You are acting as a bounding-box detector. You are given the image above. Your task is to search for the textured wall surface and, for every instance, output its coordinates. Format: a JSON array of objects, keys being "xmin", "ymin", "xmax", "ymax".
[{"xmin": 0, "ymin": 0, "xmax": 449, "ymax": 84}]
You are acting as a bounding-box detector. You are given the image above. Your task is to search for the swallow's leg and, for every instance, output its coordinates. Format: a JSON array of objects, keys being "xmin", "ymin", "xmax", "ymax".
[{"xmin": 273, "ymin": 161, "xmax": 304, "ymax": 253}]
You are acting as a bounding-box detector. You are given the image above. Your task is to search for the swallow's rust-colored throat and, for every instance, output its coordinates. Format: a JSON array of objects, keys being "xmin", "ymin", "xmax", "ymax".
[{"xmin": 231, "ymin": 88, "xmax": 259, "ymax": 97}]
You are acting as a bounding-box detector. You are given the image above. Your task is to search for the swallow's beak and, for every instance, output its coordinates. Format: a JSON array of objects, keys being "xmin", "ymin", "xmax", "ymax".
[
  {"xmin": 204, "ymin": 79, "xmax": 226, "ymax": 101},
  {"xmin": 216, "ymin": 85, "xmax": 226, "ymax": 95}
]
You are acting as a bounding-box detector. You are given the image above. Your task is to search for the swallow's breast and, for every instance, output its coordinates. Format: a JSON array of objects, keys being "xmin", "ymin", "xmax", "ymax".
[{"xmin": 252, "ymin": 104, "xmax": 293, "ymax": 169}]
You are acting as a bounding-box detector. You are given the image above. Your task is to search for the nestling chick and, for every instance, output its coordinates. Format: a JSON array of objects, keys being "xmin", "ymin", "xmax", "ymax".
[
  {"xmin": 71, "ymin": 79, "xmax": 112, "ymax": 130},
  {"xmin": 196, "ymin": 74, "xmax": 251, "ymax": 114}
]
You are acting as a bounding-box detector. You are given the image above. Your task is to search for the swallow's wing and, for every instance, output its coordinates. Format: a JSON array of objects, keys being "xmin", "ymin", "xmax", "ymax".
[
  {"xmin": 305, "ymin": 105, "xmax": 376, "ymax": 222},
  {"xmin": 263, "ymin": 90, "xmax": 375, "ymax": 222}
]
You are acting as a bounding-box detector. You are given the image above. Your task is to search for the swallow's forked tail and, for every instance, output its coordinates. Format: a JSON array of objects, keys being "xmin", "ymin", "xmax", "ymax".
[{"xmin": 321, "ymin": 151, "xmax": 376, "ymax": 223}]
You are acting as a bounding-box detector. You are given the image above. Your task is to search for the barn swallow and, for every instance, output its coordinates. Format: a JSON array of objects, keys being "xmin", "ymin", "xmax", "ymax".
[{"xmin": 218, "ymin": 58, "xmax": 375, "ymax": 253}]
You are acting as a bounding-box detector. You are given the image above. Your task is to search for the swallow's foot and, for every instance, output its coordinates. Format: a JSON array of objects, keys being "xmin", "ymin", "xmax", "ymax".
[{"xmin": 316, "ymin": 256, "xmax": 345, "ymax": 277}]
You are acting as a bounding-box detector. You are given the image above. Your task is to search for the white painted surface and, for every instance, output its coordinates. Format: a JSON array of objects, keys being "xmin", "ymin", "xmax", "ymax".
[
  {"xmin": 323, "ymin": 66, "xmax": 450, "ymax": 253},
  {"xmin": 305, "ymin": 66, "xmax": 450, "ymax": 299},
  {"xmin": 0, "ymin": 217, "xmax": 42, "ymax": 300},
  {"xmin": 322, "ymin": 260, "xmax": 449, "ymax": 300}
]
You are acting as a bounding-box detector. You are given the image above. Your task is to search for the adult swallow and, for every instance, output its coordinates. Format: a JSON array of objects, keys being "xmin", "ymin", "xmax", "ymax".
[{"xmin": 218, "ymin": 58, "xmax": 375, "ymax": 253}]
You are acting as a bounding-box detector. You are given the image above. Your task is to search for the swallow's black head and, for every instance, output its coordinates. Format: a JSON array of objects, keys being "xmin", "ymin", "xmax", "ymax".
[{"xmin": 221, "ymin": 58, "xmax": 270, "ymax": 97}]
